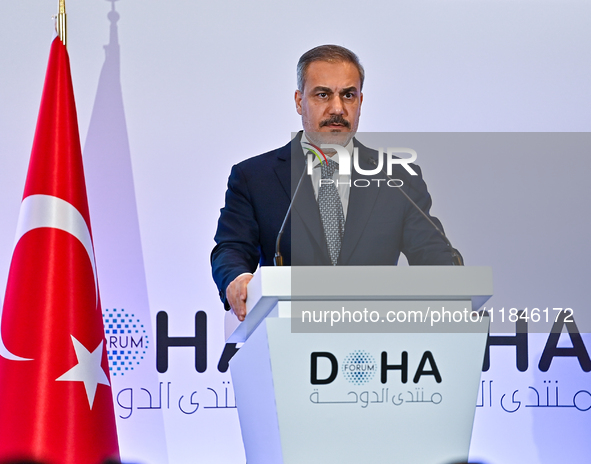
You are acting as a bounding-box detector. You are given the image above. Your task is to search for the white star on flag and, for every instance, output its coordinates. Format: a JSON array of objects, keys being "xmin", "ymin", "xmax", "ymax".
[{"xmin": 56, "ymin": 335, "xmax": 110, "ymax": 410}]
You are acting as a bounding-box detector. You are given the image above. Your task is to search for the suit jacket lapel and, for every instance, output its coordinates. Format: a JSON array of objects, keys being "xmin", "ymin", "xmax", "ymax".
[
  {"xmin": 274, "ymin": 137, "xmax": 328, "ymax": 261},
  {"xmin": 273, "ymin": 142, "xmax": 292, "ymax": 200}
]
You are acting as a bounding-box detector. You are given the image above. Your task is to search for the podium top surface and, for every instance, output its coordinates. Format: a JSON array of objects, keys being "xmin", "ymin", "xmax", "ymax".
[
  {"xmin": 248, "ymin": 265, "xmax": 492, "ymax": 303},
  {"xmin": 226, "ymin": 266, "xmax": 493, "ymax": 343}
]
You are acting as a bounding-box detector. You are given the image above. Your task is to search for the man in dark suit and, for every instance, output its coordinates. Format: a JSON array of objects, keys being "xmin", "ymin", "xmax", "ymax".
[{"xmin": 211, "ymin": 45, "xmax": 454, "ymax": 321}]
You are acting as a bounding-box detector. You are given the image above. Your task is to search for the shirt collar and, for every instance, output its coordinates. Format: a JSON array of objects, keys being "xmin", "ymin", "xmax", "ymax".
[{"xmin": 300, "ymin": 133, "xmax": 354, "ymax": 168}]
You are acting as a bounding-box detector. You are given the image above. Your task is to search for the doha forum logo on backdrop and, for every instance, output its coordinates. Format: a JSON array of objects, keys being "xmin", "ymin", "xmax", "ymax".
[{"xmin": 103, "ymin": 308, "xmax": 148, "ymax": 376}]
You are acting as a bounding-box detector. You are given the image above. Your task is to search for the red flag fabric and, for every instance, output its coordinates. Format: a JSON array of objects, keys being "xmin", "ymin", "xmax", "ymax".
[{"xmin": 0, "ymin": 37, "xmax": 120, "ymax": 464}]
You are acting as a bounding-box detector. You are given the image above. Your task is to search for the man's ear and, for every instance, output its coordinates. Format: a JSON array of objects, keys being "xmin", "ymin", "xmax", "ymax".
[{"xmin": 295, "ymin": 90, "xmax": 303, "ymax": 115}]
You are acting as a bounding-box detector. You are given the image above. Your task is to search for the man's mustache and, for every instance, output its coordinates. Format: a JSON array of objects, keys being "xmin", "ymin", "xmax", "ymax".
[{"xmin": 320, "ymin": 115, "xmax": 351, "ymax": 129}]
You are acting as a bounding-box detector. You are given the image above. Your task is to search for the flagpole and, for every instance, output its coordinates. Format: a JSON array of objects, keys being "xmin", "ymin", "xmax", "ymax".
[{"xmin": 56, "ymin": 0, "xmax": 67, "ymax": 47}]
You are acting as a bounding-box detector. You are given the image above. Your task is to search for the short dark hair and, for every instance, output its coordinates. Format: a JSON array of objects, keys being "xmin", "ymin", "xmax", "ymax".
[{"xmin": 297, "ymin": 44, "xmax": 365, "ymax": 92}]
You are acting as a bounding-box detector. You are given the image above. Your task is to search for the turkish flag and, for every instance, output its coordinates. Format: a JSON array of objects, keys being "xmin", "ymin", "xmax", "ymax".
[{"xmin": 0, "ymin": 37, "xmax": 120, "ymax": 463}]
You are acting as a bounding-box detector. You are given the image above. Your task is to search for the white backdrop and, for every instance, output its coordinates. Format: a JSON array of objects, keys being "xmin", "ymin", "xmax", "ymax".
[{"xmin": 1, "ymin": 1, "xmax": 590, "ymax": 463}]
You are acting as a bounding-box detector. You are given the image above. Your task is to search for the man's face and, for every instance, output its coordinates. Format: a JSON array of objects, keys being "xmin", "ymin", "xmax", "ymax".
[{"xmin": 295, "ymin": 60, "xmax": 363, "ymax": 147}]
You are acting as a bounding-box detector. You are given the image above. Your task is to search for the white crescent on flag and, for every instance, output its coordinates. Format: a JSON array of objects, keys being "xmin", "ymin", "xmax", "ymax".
[
  {"xmin": 0, "ymin": 194, "xmax": 98, "ymax": 362},
  {"xmin": 0, "ymin": 328, "xmax": 32, "ymax": 361},
  {"xmin": 14, "ymin": 194, "xmax": 98, "ymax": 297}
]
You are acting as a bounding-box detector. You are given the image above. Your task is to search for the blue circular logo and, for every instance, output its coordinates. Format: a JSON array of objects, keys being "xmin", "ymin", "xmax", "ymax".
[
  {"xmin": 102, "ymin": 308, "xmax": 148, "ymax": 376},
  {"xmin": 342, "ymin": 350, "xmax": 377, "ymax": 385}
]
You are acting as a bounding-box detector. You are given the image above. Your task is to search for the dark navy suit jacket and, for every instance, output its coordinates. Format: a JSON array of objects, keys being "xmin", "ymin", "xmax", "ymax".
[{"xmin": 211, "ymin": 135, "xmax": 454, "ymax": 307}]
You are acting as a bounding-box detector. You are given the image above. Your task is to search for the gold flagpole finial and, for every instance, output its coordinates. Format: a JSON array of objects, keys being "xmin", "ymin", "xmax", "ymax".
[{"xmin": 56, "ymin": 0, "xmax": 67, "ymax": 47}]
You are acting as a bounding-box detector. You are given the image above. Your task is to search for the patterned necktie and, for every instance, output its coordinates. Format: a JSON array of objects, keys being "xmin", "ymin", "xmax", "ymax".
[{"xmin": 318, "ymin": 158, "xmax": 345, "ymax": 265}]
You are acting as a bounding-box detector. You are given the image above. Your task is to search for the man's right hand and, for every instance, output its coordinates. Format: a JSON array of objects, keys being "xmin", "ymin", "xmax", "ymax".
[{"xmin": 226, "ymin": 273, "xmax": 253, "ymax": 322}]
